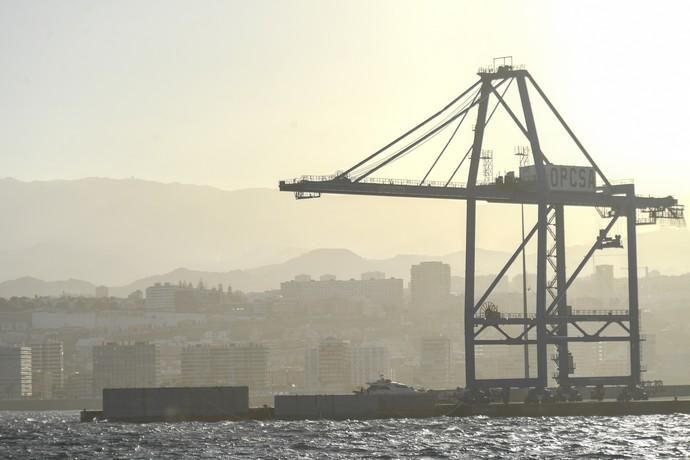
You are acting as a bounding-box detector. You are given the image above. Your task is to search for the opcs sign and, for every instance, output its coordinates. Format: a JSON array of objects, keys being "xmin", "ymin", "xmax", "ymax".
[{"xmin": 546, "ymin": 165, "xmax": 596, "ymax": 192}]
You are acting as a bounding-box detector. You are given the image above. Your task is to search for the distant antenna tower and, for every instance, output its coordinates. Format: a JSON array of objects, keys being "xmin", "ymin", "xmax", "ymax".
[
  {"xmin": 480, "ymin": 149, "xmax": 494, "ymax": 184},
  {"xmin": 515, "ymin": 145, "xmax": 531, "ymax": 167}
]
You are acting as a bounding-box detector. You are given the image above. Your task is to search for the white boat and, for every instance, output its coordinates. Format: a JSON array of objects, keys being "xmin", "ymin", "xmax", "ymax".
[{"xmin": 361, "ymin": 376, "xmax": 419, "ymax": 394}]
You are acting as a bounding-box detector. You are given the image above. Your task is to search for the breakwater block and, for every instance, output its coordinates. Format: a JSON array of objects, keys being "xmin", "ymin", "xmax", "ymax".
[
  {"xmin": 275, "ymin": 393, "xmax": 436, "ymax": 420},
  {"xmin": 102, "ymin": 386, "xmax": 249, "ymax": 422},
  {"xmin": 449, "ymin": 400, "xmax": 690, "ymax": 417}
]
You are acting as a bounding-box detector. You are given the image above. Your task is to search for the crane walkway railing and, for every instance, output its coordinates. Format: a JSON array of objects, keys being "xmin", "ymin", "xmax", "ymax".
[
  {"xmin": 474, "ymin": 309, "xmax": 629, "ymax": 321},
  {"xmin": 283, "ymin": 175, "xmax": 467, "ymax": 189}
]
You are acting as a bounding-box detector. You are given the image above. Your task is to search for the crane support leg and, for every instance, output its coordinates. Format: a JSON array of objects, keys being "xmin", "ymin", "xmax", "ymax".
[
  {"xmin": 555, "ymin": 205, "xmax": 570, "ymax": 385},
  {"xmin": 627, "ymin": 194, "xmax": 642, "ymax": 385},
  {"xmin": 464, "ymin": 79, "xmax": 491, "ymax": 390},
  {"xmin": 517, "ymin": 73, "xmax": 549, "ymax": 389},
  {"xmin": 536, "ymin": 203, "xmax": 549, "ymax": 388},
  {"xmin": 464, "ymin": 199, "xmax": 477, "ymax": 389}
]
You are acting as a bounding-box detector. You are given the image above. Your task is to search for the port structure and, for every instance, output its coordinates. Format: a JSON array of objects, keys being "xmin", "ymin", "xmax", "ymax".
[{"xmin": 279, "ymin": 59, "xmax": 684, "ymax": 395}]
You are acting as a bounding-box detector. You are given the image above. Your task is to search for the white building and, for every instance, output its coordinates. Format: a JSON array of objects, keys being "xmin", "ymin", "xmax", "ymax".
[
  {"xmin": 29, "ymin": 341, "xmax": 64, "ymax": 399},
  {"xmin": 0, "ymin": 346, "xmax": 32, "ymax": 399}
]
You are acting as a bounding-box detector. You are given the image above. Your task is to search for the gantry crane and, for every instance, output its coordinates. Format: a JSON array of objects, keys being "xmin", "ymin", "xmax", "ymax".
[{"xmin": 279, "ymin": 57, "xmax": 684, "ymax": 400}]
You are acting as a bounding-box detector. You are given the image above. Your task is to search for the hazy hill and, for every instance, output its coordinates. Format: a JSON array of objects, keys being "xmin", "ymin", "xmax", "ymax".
[
  {"xmin": 0, "ymin": 178, "xmax": 687, "ymax": 288},
  {"xmin": 0, "ymin": 247, "xmax": 511, "ymax": 298},
  {"xmin": 107, "ymin": 247, "xmax": 515, "ymax": 297},
  {"xmin": 0, "ymin": 277, "xmax": 96, "ymax": 298}
]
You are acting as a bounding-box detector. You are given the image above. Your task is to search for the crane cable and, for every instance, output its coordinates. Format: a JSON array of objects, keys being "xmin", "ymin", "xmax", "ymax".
[
  {"xmin": 420, "ymin": 90, "xmax": 481, "ymax": 185},
  {"xmin": 335, "ymin": 79, "xmax": 483, "ymax": 180},
  {"xmin": 349, "ymin": 86, "xmax": 482, "ymax": 180},
  {"xmin": 444, "ymin": 78, "xmax": 515, "ymax": 186},
  {"xmin": 349, "ymin": 78, "xmax": 513, "ymax": 181}
]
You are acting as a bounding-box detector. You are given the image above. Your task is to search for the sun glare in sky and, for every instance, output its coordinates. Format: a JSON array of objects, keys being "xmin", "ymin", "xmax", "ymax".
[{"xmin": 0, "ymin": 1, "xmax": 688, "ymax": 199}]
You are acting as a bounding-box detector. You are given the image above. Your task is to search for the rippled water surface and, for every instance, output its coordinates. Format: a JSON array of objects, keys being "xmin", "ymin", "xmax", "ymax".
[{"xmin": 0, "ymin": 412, "xmax": 688, "ymax": 459}]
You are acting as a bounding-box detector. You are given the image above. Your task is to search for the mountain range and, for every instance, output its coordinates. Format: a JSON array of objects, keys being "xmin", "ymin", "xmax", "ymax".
[
  {"xmin": 0, "ymin": 177, "xmax": 687, "ymax": 297},
  {"xmin": 0, "ymin": 247, "xmax": 513, "ymax": 298}
]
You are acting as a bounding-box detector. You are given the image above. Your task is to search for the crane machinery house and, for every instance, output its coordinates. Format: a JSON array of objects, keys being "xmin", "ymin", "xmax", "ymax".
[{"xmin": 520, "ymin": 165, "xmax": 596, "ymax": 192}]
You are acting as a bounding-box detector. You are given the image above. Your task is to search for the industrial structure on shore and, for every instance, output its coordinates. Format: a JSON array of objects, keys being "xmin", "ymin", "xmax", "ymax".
[
  {"xmin": 80, "ymin": 383, "xmax": 690, "ymax": 422},
  {"xmin": 280, "ymin": 58, "xmax": 684, "ymax": 402}
]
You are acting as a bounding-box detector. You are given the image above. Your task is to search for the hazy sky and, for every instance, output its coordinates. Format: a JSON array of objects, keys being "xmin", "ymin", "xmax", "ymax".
[{"xmin": 1, "ymin": 1, "xmax": 689, "ymax": 197}]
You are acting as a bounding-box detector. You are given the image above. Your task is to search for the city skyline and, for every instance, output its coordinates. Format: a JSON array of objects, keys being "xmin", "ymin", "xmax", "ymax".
[{"xmin": 2, "ymin": 256, "xmax": 688, "ymax": 405}]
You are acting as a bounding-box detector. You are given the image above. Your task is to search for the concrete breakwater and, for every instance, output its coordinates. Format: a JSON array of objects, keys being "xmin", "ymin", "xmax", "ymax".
[
  {"xmin": 91, "ymin": 386, "xmax": 250, "ymax": 422},
  {"xmin": 448, "ymin": 399, "xmax": 690, "ymax": 418},
  {"xmin": 78, "ymin": 386, "xmax": 690, "ymax": 423},
  {"xmin": 274, "ymin": 393, "xmax": 437, "ymax": 420}
]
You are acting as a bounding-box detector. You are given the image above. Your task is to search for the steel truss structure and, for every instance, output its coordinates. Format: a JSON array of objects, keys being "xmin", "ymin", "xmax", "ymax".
[{"xmin": 279, "ymin": 60, "xmax": 684, "ymax": 394}]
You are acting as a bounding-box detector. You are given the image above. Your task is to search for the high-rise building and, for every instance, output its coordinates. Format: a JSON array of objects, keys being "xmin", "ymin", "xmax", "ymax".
[
  {"xmin": 145, "ymin": 282, "xmax": 223, "ymax": 311},
  {"xmin": 410, "ymin": 262, "xmax": 451, "ymax": 311},
  {"xmin": 154, "ymin": 342, "xmax": 183, "ymax": 387},
  {"xmin": 29, "ymin": 341, "xmax": 64, "ymax": 399},
  {"xmin": 318, "ymin": 337, "xmax": 352, "ymax": 393},
  {"xmin": 352, "ymin": 346, "xmax": 391, "ymax": 386},
  {"xmin": 180, "ymin": 343, "xmax": 269, "ymax": 388},
  {"xmin": 92, "ymin": 342, "xmax": 158, "ymax": 396},
  {"xmin": 594, "ymin": 264, "xmax": 615, "ymax": 306},
  {"xmin": 0, "ymin": 346, "xmax": 32, "ymax": 399},
  {"xmin": 419, "ymin": 336, "xmax": 451, "ymax": 389},
  {"xmin": 228, "ymin": 343, "xmax": 269, "ymax": 391},
  {"xmin": 180, "ymin": 344, "xmax": 232, "ymax": 387},
  {"xmin": 179, "ymin": 343, "xmax": 269, "ymax": 405},
  {"xmin": 304, "ymin": 347, "xmax": 320, "ymax": 392}
]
